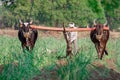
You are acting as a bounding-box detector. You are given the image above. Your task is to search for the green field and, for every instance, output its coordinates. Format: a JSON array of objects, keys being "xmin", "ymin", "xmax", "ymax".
[{"xmin": 0, "ymin": 35, "xmax": 120, "ymax": 80}]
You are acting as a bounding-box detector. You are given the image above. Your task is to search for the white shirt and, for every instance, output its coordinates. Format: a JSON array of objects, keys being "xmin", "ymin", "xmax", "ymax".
[{"xmin": 67, "ymin": 27, "xmax": 77, "ymax": 42}]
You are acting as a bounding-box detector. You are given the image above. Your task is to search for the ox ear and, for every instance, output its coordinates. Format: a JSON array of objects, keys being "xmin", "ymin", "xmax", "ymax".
[
  {"xmin": 29, "ymin": 20, "xmax": 33, "ymax": 25},
  {"xmin": 19, "ymin": 20, "xmax": 23, "ymax": 24}
]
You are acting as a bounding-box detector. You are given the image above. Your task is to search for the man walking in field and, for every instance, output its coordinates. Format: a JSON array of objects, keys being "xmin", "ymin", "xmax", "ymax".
[{"xmin": 67, "ymin": 22, "xmax": 78, "ymax": 54}]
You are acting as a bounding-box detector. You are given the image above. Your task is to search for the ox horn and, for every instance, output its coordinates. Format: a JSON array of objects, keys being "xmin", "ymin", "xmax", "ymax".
[
  {"xmin": 104, "ymin": 20, "xmax": 108, "ymax": 26},
  {"xmin": 93, "ymin": 19, "xmax": 97, "ymax": 25},
  {"xmin": 86, "ymin": 25, "xmax": 89, "ymax": 28},
  {"xmin": 29, "ymin": 20, "xmax": 33, "ymax": 24},
  {"xmin": 19, "ymin": 20, "xmax": 23, "ymax": 27}
]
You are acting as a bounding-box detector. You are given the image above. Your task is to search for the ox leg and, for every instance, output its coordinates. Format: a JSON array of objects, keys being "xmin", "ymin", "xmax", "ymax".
[
  {"xmin": 95, "ymin": 43, "xmax": 100, "ymax": 59},
  {"xmin": 100, "ymin": 48, "xmax": 104, "ymax": 60},
  {"xmin": 96, "ymin": 43, "xmax": 103, "ymax": 60},
  {"xmin": 99, "ymin": 45, "xmax": 106, "ymax": 60},
  {"xmin": 30, "ymin": 44, "xmax": 34, "ymax": 51},
  {"xmin": 99, "ymin": 48, "xmax": 108, "ymax": 59},
  {"xmin": 26, "ymin": 47, "xmax": 30, "ymax": 51},
  {"xmin": 29, "ymin": 42, "xmax": 35, "ymax": 51},
  {"xmin": 22, "ymin": 43, "xmax": 26, "ymax": 52},
  {"xmin": 100, "ymin": 43, "xmax": 108, "ymax": 59}
]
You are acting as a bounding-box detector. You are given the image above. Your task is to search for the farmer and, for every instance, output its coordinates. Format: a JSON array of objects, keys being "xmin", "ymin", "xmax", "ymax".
[{"xmin": 67, "ymin": 22, "xmax": 78, "ymax": 54}]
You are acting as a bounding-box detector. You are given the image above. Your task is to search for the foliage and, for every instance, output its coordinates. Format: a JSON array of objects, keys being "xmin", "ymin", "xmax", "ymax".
[
  {"xmin": 101, "ymin": 0, "xmax": 120, "ymax": 29},
  {"xmin": 0, "ymin": 35, "xmax": 120, "ymax": 79},
  {"xmin": 0, "ymin": 0, "xmax": 120, "ymax": 28}
]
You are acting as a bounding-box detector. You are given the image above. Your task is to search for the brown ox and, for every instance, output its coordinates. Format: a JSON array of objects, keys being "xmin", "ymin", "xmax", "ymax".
[
  {"xmin": 18, "ymin": 20, "xmax": 38, "ymax": 51},
  {"xmin": 90, "ymin": 20, "xmax": 109, "ymax": 60}
]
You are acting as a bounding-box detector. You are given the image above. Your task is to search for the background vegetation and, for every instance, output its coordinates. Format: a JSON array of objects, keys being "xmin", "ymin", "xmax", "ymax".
[{"xmin": 0, "ymin": 0, "xmax": 120, "ymax": 29}]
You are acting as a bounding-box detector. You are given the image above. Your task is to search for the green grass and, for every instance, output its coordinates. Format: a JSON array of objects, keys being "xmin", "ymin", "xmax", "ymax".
[{"xmin": 0, "ymin": 35, "xmax": 120, "ymax": 80}]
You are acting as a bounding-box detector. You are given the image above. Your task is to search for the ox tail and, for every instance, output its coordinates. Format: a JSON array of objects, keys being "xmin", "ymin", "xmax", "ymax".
[{"xmin": 104, "ymin": 49, "xmax": 108, "ymax": 55}]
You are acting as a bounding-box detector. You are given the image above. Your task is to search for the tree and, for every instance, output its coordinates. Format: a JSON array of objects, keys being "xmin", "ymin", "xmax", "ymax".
[
  {"xmin": 101, "ymin": 0, "xmax": 120, "ymax": 29},
  {"xmin": 1, "ymin": 0, "xmax": 119, "ymax": 29}
]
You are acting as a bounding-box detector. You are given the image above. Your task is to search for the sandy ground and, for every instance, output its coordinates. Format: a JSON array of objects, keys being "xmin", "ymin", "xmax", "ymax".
[{"xmin": 0, "ymin": 29, "xmax": 120, "ymax": 39}]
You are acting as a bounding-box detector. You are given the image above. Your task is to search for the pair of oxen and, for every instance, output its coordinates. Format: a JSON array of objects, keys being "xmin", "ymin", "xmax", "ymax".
[{"xmin": 18, "ymin": 20, "xmax": 109, "ymax": 60}]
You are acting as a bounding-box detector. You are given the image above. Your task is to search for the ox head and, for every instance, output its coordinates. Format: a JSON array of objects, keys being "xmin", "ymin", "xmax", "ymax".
[
  {"xmin": 19, "ymin": 20, "xmax": 33, "ymax": 32},
  {"xmin": 93, "ymin": 20, "xmax": 108, "ymax": 41},
  {"xmin": 19, "ymin": 20, "xmax": 33, "ymax": 47}
]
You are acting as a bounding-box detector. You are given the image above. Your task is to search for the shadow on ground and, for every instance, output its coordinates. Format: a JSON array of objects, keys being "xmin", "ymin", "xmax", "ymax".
[{"xmin": 89, "ymin": 64, "xmax": 120, "ymax": 80}]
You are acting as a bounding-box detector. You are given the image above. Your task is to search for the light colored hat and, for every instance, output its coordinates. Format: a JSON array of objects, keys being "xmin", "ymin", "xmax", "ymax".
[{"xmin": 69, "ymin": 22, "xmax": 75, "ymax": 27}]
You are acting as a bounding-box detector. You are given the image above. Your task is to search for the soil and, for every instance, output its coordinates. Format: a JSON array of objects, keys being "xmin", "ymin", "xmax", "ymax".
[{"xmin": 0, "ymin": 29, "xmax": 120, "ymax": 39}]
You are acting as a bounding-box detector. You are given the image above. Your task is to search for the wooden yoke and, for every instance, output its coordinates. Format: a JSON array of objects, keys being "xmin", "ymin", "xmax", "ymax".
[
  {"xmin": 31, "ymin": 25, "xmax": 109, "ymax": 32},
  {"xmin": 62, "ymin": 23, "xmax": 72, "ymax": 57}
]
